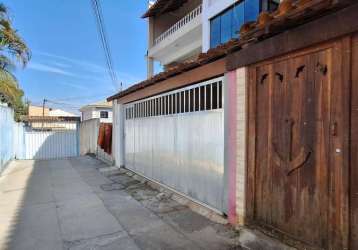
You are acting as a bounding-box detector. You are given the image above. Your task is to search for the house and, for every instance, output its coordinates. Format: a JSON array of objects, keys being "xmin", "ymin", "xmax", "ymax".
[
  {"xmin": 23, "ymin": 116, "xmax": 80, "ymax": 131},
  {"xmin": 26, "ymin": 105, "xmax": 79, "ymax": 131},
  {"xmin": 145, "ymin": 0, "xmax": 279, "ymax": 77},
  {"xmin": 79, "ymin": 101, "xmax": 113, "ymax": 123},
  {"xmin": 109, "ymin": 0, "xmax": 358, "ymax": 249}
]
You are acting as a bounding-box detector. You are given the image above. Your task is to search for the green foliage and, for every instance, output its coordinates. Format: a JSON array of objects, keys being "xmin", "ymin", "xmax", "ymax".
[
  {"xmin": 0, "ymin": 3, "xmax": 30, "ymax": 121},
  {"xmin": 0, "ymin": 71, "xmax": 27, "ymax": 121}
]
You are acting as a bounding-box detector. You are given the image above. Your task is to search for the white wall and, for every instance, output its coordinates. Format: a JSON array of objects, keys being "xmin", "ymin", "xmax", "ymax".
[
  {"xmin": 112, "ymin": 101, "xmax": 125, "ymax": 167},
  {"xmin": 82, "ymin": 109, "xmax": 94, "ymax": 121},
  {"xmin": 202, "ymin": 0, "xmax": 237, "ymax": 52},
  {"xmin": 81, "ymin": 107, "xmax": 113, "ymax": 123},
  {"xmin": 79, "ymin": 119, "xmax": 100, "ymax": 155}
]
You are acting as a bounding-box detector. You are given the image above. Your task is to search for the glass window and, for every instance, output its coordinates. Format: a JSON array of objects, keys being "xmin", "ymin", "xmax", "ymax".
[
  {"xmin": 210, "ymin": 0, "xmax": 261, "ymax": 48},
  {"xmin": 261, "ymin": 0, "xmax": 279, "ymax": 12},
  {"xmin": 232, "ymin": 2, "xmax": 244, "ymax": 38},
  {"xmin": 221, "ymin": 8, "xmax": 233, "ymax": 44},
  {"xmin": 210, "ymin": 15, "xmax": 221, "ymax": 49},
  {"xmin": 245, "ymin": 0, "xmax": 260, "ymax": 22}
]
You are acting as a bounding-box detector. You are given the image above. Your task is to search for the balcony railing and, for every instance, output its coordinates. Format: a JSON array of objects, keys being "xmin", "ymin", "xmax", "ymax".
[{"xmin": 154, "ymin": 4, "xmax": 202, "ymax": 46}]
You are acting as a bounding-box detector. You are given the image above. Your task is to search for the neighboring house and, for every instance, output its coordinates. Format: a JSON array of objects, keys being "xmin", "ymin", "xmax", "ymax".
[
  {"xmin": 80, "ymin": 101, "xmax": 113, "ymax": 123},
  {"xmin": 23, "ymin": 116, "xmax": 80, "ymax": 131},
  {"xmin": 26, "ymin": 105, "xmax": 79, "ymax": 131},
  {"xmin": 28, "ymin": 105, "xmax": 77, "ymax": 117},
  {"xmin": 49, "ymin": 108, "xmax": 77, "ymax": 117},
  {"xmin": 28, "ymin": 105, "xmax": 50, "ymax": 117},
  {"xmin": 145, "ymin": 0, "xmax": 279, "ymax": 77}
]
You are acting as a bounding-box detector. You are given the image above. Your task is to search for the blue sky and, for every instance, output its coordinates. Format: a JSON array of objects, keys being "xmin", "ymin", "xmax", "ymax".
[{"xmin": 4, "ymin": 0, "xmax": 152, "ymax": 113}]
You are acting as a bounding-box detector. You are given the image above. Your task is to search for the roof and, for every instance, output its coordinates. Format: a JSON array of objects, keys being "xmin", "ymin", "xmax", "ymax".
[
  {"xmin": 80, "ymin": 100, "xmax": 113, "ymax": 111},
  {"xmin": 23, "ymin": 116, "xmax": 81, "ymax": 122},
  {"xmin": 109, "ymin": 0, "xmax": 354, "ymax": 102},
  {"xmin": 142, "ymin": 0, "xmax": 188, "ymax": 18}
]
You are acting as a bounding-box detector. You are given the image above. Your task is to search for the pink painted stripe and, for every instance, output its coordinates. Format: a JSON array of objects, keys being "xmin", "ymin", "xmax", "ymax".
[{"xmin": 227, "ymin": 70, "xmax": 237, "ymax": 225}]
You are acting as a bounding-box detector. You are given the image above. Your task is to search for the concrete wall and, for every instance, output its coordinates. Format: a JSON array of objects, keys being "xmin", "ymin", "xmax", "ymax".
[
  {"xmin": 79, "ymin": 118, "xmax": 100, "ymax": 155},
  {"xmin": 0, "ymin": 104, "xmax": 25, "ymax": 174},
  {"xmin": 112, "ymin": 101, "xmax": 125, "ymax": 167}
]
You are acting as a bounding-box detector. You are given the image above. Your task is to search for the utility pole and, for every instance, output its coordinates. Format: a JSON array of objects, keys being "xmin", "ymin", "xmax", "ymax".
[{"xmin": 42, "ymin": 98, "xmax": 47, "ymax": 130}]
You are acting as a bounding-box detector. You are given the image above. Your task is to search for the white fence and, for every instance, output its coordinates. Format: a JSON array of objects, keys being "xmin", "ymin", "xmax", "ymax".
[
  {"xmin": 79, "ymin": 118, "xmax": 114, "ymax": 164},
  {"xmin": 24, "ymin": 130, "xmax": 79, "ymax": 160},
  {"xmin": 79, "ymin": 119, "xmax": 100, "ymax": 155}
]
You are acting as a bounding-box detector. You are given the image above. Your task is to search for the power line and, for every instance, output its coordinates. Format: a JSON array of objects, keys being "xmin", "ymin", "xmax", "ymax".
[
  {"xmin": 90, "ymin": 0, "xmax": 120, "ymax": 91},
  {"xmin": 49, "ymin": 92, "xmax": 113, "ymax": 102}
]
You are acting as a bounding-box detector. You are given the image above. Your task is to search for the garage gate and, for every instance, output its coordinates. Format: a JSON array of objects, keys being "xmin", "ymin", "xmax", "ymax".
[
  {"xmin": 124, "ymin": 77, "xmax": 225, "ymax": 212},
  {"xmin": 24, "ymin": 130, "xmax": 79, "ymax": 160}
]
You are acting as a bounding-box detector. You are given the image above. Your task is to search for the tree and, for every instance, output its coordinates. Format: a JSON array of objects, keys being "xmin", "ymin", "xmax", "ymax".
[{"xmin": 0, "ymin": 3, "xmax": 30, "ymax": 121}]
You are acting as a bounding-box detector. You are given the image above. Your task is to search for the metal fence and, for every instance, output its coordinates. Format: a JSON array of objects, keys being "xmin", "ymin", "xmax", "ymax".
[
  {"xmin": 0, "ymin": 104, "xmax": 80, "ymax": 166},
  {"xmin": 24, "ymin": 130, "xmax": 79, "ymax": 160}
]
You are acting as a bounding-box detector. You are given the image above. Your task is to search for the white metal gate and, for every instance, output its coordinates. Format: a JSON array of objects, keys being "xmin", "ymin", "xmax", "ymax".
[
  {"xmin": 24, "ymin": 130, "xmax": 79, "ymax": 160},
  {"xmin": 124, "ymin": 77, "xmax": 225, "ymax": 212}
]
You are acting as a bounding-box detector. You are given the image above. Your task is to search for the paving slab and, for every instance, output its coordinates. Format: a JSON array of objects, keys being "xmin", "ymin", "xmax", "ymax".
[
  {"xmin": 56, "ymin": 194, "xmax": 123, "ymax": 243},
  {"xmin": 5, "ymin": 203, "xmax": 63, "ymax": 250},
  {"xmin": 1, "ymin": 156, "xmax": 246, "ymax": 250}
]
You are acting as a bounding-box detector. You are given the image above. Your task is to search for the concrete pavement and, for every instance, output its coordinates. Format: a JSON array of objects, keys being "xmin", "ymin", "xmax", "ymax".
[{"xmin": 0, "ymin": 156, "xmax": 240, "ymax": 250}]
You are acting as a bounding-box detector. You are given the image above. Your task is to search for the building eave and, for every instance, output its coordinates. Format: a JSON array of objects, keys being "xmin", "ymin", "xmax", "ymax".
[{"xmin": 142, "ymin": 0, "xmax": 188, "ymax": 18}]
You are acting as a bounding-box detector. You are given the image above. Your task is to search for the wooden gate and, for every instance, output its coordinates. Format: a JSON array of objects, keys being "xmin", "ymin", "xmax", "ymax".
[{"xmin": 247, "ymin": 39, "xmax": 350, "ymax": 249}]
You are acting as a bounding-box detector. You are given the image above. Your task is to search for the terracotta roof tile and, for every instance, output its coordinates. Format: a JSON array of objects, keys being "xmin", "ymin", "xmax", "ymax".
[{"xmin": 108, "ymin": 0, "xmax": 354, "ymax": 101}]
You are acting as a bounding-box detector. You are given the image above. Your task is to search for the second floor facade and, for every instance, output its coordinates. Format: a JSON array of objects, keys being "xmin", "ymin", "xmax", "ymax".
[{"xmin": 145, "ymin": 0, "xmax": 280, "ymax": 78}]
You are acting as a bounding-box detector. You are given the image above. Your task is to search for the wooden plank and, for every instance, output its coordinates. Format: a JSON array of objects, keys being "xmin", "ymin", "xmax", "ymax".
[
  {"xmin": 327, "ymin": 38, "xmax": 350, "ymax": 249},
  {"xmin": 245, "ymin": 67, "xmax": 257, "ymax": 223},
  {"xmin": 226, "ymin": 3, "xmax": 358, "ymax": 71},
  {"xmin": 350, "ymin": 32, "xmax": 358, "ymax": 250},
  {"xmin": 254, "ymin": 63, "xmax": 272, "ymax": 225}
]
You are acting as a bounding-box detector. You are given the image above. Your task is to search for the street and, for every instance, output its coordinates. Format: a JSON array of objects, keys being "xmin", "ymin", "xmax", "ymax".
[{"xmin": 0, "ymin": 156, "xmax": 239, "ymax": 250}]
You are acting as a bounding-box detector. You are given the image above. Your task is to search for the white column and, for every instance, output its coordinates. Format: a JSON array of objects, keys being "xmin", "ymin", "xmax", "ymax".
[{"xmin": 113, "ymin": 101, "xmax": 125, "ymax": 167}]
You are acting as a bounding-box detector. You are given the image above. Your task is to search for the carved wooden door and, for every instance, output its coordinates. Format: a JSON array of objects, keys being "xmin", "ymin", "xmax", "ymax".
[{"xmin": 249, "ymin": 48, "xmax": 336, "ymax": 248}]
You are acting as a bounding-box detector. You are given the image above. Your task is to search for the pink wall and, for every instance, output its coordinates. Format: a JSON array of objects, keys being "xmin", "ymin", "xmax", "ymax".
[{"xmin": 226, "ymin": 70, "xmax": 237, "ymax": 224}]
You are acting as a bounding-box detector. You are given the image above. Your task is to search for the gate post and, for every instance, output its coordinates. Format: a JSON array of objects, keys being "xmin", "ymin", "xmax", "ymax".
[{"xmin": 113, "ymin": 100, "xmax": 125, "ymax": 167}]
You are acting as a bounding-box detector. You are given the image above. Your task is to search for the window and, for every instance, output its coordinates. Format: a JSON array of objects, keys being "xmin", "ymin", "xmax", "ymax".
[
  {"xmin": 210, "ymin": 15, "xmax": 221, "ymax": 48},
  {"xmin": 245, "ymin": 0, "xmax": 260, "ymax": 23},
  {"xmin": 100, "ymin": 111, "xmax": 109, "ymax": 119},
  {"xmin": 232, "ymin": 3, "xmax": 244, "ymax": 38},
  {"xmin": 220, "ymin": 8, "xmax": 233, "ymax": 44},
  {"xmin": 210, "ymin": 0, "xmax": 279, "ymax": 48},
  {"xmin": 261, "ymin": 0, "xmax": 280, "ymax": 12}
]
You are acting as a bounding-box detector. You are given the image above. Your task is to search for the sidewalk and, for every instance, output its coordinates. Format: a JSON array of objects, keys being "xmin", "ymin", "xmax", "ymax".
[{"xmin": 0, "ymin": 156, "xmax": 240, "ymax": 250}]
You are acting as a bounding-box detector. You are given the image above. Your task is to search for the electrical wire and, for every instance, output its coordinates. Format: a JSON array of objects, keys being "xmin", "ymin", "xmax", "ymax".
[{"xmin": 90, "ymin": 0, "xmax": 120, "ymax": 91}]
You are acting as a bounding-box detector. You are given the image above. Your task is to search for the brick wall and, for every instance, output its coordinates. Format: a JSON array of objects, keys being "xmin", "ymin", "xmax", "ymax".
[{"xmin": 235, "ymin": 67, "xmax": 247, "ymax": 225}]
